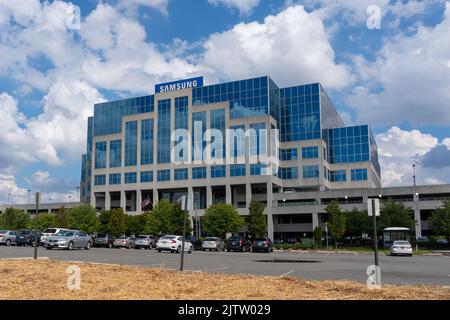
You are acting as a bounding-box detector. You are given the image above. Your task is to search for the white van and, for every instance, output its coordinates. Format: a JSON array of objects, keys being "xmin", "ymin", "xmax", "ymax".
[{"xmin": 40, "ymin": 228, "xmax": 69, "ymax": 245}]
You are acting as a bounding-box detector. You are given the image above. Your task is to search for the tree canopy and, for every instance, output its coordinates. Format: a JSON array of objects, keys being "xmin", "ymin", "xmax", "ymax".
[{"xmin": 202, "ymin": 203, "xmax": 244, "ymax": 239}]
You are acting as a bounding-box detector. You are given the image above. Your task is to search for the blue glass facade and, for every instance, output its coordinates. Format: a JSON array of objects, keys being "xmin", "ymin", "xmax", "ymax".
[
  {"xmin": 141, "ymin": 171, "xmax": 153, "ymax": 183},
  {"xmin": 124, "ymin": 172, "xmax": 137, "ymax": 184},
  {"xmin": 174, "ymin": 168, "xmax": 188, "ymax": 180},
  {"xmin": 94, "ymin": 175, "xmax": 106, "ymax": 186},
  {"xmin": 157, "ymin": 169, "xmax": 171, "ymax": 181},
  {"xmin": 192, "ymin": 76, "xmax": 269, "ymax": 120},
  {"xmin": 302, "ymin": 146, "xmax": 319, "ymax": 159},
  {"xmin": 141, "ymin": 119, "xmax": 154, "ymax": 165},
  {"xmin": 324, "ymin": 125, "xmax": 370, "ymax": 164},
  {"xmin": 109, "ymin": 140, "xmax": 122, "ymax": 168},
  {"xmin": 192, "ymin": 111, "xmax": 206, "ymax": 161},
  {"xmin": 329, "ymin": 170, "xmax": 347, "ymax": 182},
  {"xmin": 280, "ymin": 84, "xmax": 321, "ymax": 142},
  {"xmin": 109, "ymin": 173, "xmax": 121, "ymax": 185},
  {"xmin": 230, "ymin": 164, "xmax": 246, "ymax": 177},
  {"xmin": 278, "ymin": 167, "xmax": 299, "ymax": 180},
  {"xmin": 351, "ymin": 169, "xmax": 368, "ymax": 181},
  {"xmin": 93, "ymin": 95, "xmax": 154, "ymax": 136},
  {"xmin": 211, "ymin": 165, "xmax": 226, "ymax": 178},
  {"xmin": 280, "ymin": 149, "xmax": 298, "ymax": 161},
  {"xmin": 95, "ymin": 141, "xmax": 107, "ymax": 169},
  {"xmin": 210, "ymin": 109, "xmax": 226, "ymax": 159},
  {"xmin": 303, "ymin": 165, "xmax": 320, "ymax": 179},
  {"xmin": 125, "ymin": 121, "xmax": 138, "ymax": 167},
  {"xmin": 192, "ymin": 167, "xmax": 206, "ymax": 179},
  {"xmin": 157, "ymin": 99, "xmax": 171, "ymax": 164},
  {"xmin": 249, "ymin": 123, "xmax": 266, "ymax": 156}
]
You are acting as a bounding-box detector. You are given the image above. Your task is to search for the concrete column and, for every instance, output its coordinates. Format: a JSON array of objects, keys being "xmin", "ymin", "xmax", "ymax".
[
  {"xmin": 105, "ymin": 192, "xmax": 111, "ymax": 211},
  {"xmin": 206, "ymin": 186, "xmax": 212, "ymax": 208},
  {"xmin": 153, "ymin": 189, "xmax": 159, "ymax": 205},
  {"xmin": 312, "ymin": 212, "xmax": 319, "ymax": 230},
  {"xmin": 188, "ymin": 187, "xmax": 194, "ymax": 211},
  {"xmin": 414, "ymin": 193, "xmax": 422, "ymax": 239},
  {"xmin": 225, "ymin": 184, "xmax": 232, "ymax": 205},
  {"xmin": 120, "ymin": 190, "xmax": 126, "ymax": 212},
  {"xmin": 90, "ymin": 192, "xmax": 95, "ymax": 207},
  {"xmin": 136, "ymin": 190, "xmax": 142, "ymax": 214},
  {"xmin": 266, "ymin": 182, "xmax": 274, "ymax": 241},
  {"xmin": 246, "ymin": 183, "xmax": 252, "ymax": 207}
]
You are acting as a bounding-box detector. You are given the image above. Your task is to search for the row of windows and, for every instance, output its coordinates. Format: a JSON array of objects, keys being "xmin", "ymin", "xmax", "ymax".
[
  {"xmin": 280, "ymin": 148, "xmax": 298, "ymax": 161},
  {"xmin": 278, "ymin": 167, "xmax": 298, "ymax": 180},
  {"xmin": 302, "ymin": 146, "xmax": 319, "ymax": 159},
  {"xmin": 324, "ymin": 168, "xmax": 368, "ymax": 182}
]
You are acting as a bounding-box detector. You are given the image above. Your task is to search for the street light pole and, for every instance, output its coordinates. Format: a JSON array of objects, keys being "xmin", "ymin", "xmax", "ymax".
[
  {"xmin": 325, "ymin": 222, "xmax": 329, "ymax": 251},
  {"xmin": 34, "ymin": 192, "xmax": 40, "ymax": 260},
  {"xmin": 8, "ymin": 192, "xmax": 11, "ymax": 206},
  {"xmin": 75, "ymin": 186, "xmax": 80, "ymax": 202},
  {"xmin": 27, "ymin": 189, "xmax": 31, "ymax": 205}
]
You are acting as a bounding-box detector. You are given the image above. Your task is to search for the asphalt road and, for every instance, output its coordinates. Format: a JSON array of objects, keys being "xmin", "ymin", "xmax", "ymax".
[{"xmin": 1, "ymin": 246, "xmax": 449, "ymax": 285}]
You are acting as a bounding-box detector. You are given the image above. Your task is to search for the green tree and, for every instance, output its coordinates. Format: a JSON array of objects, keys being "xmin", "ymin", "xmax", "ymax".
[
  {"xmin": 325, "ymin": 201, "xmax": 346, "ymax": 249},
  {"xmin": 34, "ymin": 213, "xmax": 57, "ymax": 230},
  {"xmin": 313, "ymin": 226, "xmax": 323, "ymax": 248},
  {"xmin": 126, "ymin": 213, "xmax": 148, "ymax": 236},
  {"xmin": 345, "ymin": 208, "xmax": 372, "ymax": 237},
  {"xmin": 168, "ymin": 203, "xmax": 192, "ymax": 235},
  {"xmin": 378, "ymin": 200, "xmax": 415, "ymax": 233},
  {"xmin": 202, "ymin": 203, "xmax": 244, "ymax": 239},
  {"xmin": 107, "ymin": 209, "xmax": 127, "ymax": 237},
  {"xmin": 54, "ymin": 206, "xmax": 69, "ymax": 228},
  {"xmin": 429, "ymin": 200, "xmax": 450, "ymax": 242},
  {"xmin": 68, "ymin": 205, "xmax": 99, "ymax": 234},
  {"xmin": 0, "ymin": 208, "xmax": 29, "ymax": 230},
  {"xmin": 98, "ymin": 210, "xmax": 112, "ymax": 233},
  {"xmin": 247, "ymin": 200, "xmax": 267, "ymax": 238},
  {"xmin": 146, "ymin": 200, "xmax": 174, "ymax": 235}
]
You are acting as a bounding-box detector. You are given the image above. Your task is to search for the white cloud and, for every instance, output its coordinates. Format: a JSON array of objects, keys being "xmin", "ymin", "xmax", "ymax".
[
  {"xmin": 208, "ymin": 0, "xmax": 261, "ymax": 14},
  {"xmin": 424, "ymin": 177, "xmax": 445, "ymax": 185},
  {"xmin": 117, "ymin": 0, "xmax": 170, "ymax": 16},
  {"xmin": 201, "ymin": 5, "xmax": 353, "ymax": 89},
  {"xmin": 375, "ymin": 127, "xmax": 443, "ymax": 187},
  {"xmin": 347, "ymin": 2, "xmax": 450, "ymax": 126}
]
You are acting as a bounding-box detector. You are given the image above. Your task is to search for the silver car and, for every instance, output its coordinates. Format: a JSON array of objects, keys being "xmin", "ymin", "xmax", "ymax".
[
  {"xmin": 389, "ymin": 240, "xmax": 413, "ymax": 256},
  {"xmin": 44, "ymin": 230, "xmax": 92, "ymax": 250},
  {"xmin": 0, "ymin": 230, "xmax": 18, "ymax": 246},
  {"xmin": 202, "ymin": 237, "xmax": 225, "ymax": 252},
  {"xmin": 135, "ymin": 235, "xmax": 155, "ymax": 249}
]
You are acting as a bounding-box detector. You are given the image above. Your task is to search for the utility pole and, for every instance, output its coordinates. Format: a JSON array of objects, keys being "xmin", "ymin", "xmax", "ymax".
[
  {"xmin": 34, "ymin": 192, "xmax": 40, "ymax": 260},
  {"xmin": 412, "ymin": 164, "xmax": 416, "ymax": 187},
  {"xmin": 179, "ymin": 195, "xmax": 188, "ymax": 271}
]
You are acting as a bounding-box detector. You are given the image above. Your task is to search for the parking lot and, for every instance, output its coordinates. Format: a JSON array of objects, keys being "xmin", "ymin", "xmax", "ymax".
[{"xmin": 1, "ymin": 246, "xmax": 449, "ymax": 285}]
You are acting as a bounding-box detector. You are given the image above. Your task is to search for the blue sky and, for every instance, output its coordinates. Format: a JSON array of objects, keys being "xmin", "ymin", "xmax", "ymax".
[{"xmin": 1, "ymin": 0, "xmax": 450, "ymax": 204}]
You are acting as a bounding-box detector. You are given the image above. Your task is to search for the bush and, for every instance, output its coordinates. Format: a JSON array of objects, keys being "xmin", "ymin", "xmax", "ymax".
[
  {"xmin": 300, "ymin": 238, "xmax": 315, "ymax": 250},
  {"xmin": 292, "ymin": 242, "xmax": 302, "ymax": 250},
  {"xmin": 281, "ymin": 243, "xmax": 292, "ymax": 250}
]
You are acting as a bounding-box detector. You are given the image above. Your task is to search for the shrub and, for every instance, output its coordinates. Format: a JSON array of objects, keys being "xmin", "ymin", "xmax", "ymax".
[{"xmin": 300, "ymin": 238, "xmax": 315, "ymax": 250}]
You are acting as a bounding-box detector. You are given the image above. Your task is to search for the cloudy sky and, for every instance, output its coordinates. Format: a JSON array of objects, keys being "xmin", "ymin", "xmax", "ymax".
[{"xmin": 1, "ymin": 0, "xmax": 450, "ymax": 204}]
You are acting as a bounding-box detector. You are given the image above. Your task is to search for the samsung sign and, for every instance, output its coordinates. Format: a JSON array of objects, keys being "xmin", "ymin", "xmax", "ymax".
[{"xmin": 155, "ymin": 77, "xmax": 204, "ymax": 93}]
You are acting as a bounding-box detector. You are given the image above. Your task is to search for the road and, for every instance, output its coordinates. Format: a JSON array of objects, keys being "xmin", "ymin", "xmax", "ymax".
[{"xmin": 1, "ymin": 246, "xmax": 449, "ymax": 285}]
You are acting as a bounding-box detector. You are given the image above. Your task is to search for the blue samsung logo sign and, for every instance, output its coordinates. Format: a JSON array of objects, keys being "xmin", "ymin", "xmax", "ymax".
[{"xmin": 155, "ymin": 77, "xmax": 204, "ymax": 93}]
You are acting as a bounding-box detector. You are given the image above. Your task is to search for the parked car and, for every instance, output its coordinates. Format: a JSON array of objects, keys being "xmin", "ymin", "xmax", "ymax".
[
  {"xmin": 389, "ymin": 240, "xmax": 413, "ymax": 256},
  {"xmin": 16, "ymin": 229, "xmax": 41, "ymax": 246},
  {"xmin": 252, "ymin": 237, "xmax": 274, "ymax": 253},
  {"xmin": 44, "ymin": 230, "xmax": 92, "ymax": 250},
  {"xmin": 113, "ymin": 236, "xmax": 136, "ymax": 249},
  {"xmin": 93, "ymin": 233, "xmax": 115, "ymax": 248},
  {"xmin": 135, "ymin": 235, "xmax": 156, "ymax": 249},
  {"xmin": 202, "ymin": 237, "xmax": 225, "ymax": 252},
  {"xmin": 227, "ymin": 236, "xmax": 252, "ymax": 252},
  {"xmin": 0, "ymin": 230, "xmax": 18, "ymax": 246},
  {"xmin": 40, "ymin": 228, "xmax": 69, "ymax": 245},
  {"xmin": 185, "ymin": 235, "xmax": 202, "ymax": 251},
  {"xmin": 156, "ymin": 235, "xmax": 193, "ymax": 253}
]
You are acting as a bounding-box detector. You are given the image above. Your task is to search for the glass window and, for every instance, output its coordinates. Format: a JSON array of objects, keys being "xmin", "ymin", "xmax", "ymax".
[
  {"xmin": 280, "ymin": 148, "xmax": 298, "ymax": 161},
  {"xmin": 192, "ymin": 167, "xmax": 206, "ymax": 179},
  {"xmin": 302, "ymin": 146, "xmax": 319, "ymax": 159},
  {"xmin": 94, "ymin": 175, "xmax": 106, "ymax": 186},
  {"xmin": 249, "ymin": 123, "xmax": 267, "ymax": 156},
  {"xmin": 140, "ymin": 171, "xmax": 153, "ymax": 183},
  {"xmin": 192, "ymin": 111, "xmax": 206, "ymax": 161},
  {"xmin": 174, "ymin": 168, "xmax": 188, "ymax": 181},
  {"xmin": 230, "ymin": 164, "xmax": 246, "ymax": 177},
  {"xmin": 141, "ymin": 119, "xmax": 154, "ymax": 165},
  {"xmin": 351, "ymin": 169, "xmax": 368, "ymax": 181},
  {"xmin": 211, "ymin": 165, "xmax": 226, "ymax": 178},
  {"xmin": 157, "ymin": 99, "xmax": 171, "ymax": 164},
  {"xmin": 95, "ymin": 141, "xmax": 107, "ymax": 169},
  {"xmin": 109, "ymin": 173, "xmax": 121, "ymax": 185},
  {"xmin": 109, "ymin": 140, "xmax": 122, "ymax": 168},
  {"xmin": 125, "ymin": 121, "xmax": 138, "ymax": 166},
  {"xmin": 124, "ymin": 172, "xmax": 137, "ymax": 184},
  {"xmin": 303, "ymin": 165, "xmax": 319, "ymax": 179},
  {"xmin": 278, "ymin": 167, "xmax": 298, "ymax": 180},
  {"xmin": 157, "ymin": 169, "xmax": 171, "ymax": 182},
  {"xmin": 329, "ymin": 170, "xmax": 347, "ymax": 182},
  {"xmin": 210, "ymin": 109, "xmax": 226, "ymax": 159}
]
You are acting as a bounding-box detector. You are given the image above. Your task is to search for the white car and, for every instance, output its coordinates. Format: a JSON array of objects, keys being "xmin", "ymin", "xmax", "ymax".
[
  {"xmin": 156, "ymin": 235, "xmax": 193, "ymax": 253},
  {"xmin": 40, "ymin": 228, "xmax": 69, "ymax": 245},
  {"xmin": 389, "ymin": 240, "xmax": 413, "ymax": 256}
]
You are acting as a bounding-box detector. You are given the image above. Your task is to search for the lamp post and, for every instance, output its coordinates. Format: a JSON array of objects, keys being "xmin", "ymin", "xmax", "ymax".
[
  {"xmin": 34, "ymin": 192, "xmax": 40, "ymax": 260},
  {"xmin": 325, "ymin": 222, "xmax": 329, "ymax": 251},
  {"xmin": 8, "ymin": 192, "xmax": 12, "ymax": 205},
  {"xmin": 27, "ymin": 189, "xmax": 31, "ymax": 205},
  {"xmin": 75, "ymin": 186, "xmax": 80, "ymax": 202}
]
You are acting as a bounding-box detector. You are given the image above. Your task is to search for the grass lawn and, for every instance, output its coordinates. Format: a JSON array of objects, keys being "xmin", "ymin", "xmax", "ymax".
[{"xmin": 0, "ymin": 259, "xmax": 448, "ymax": 300}]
